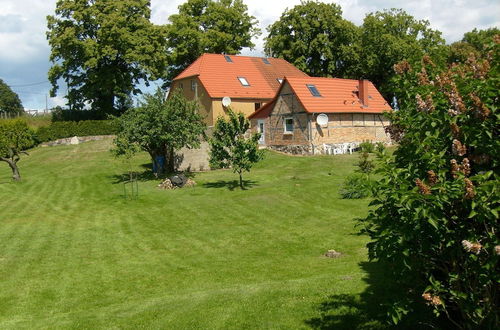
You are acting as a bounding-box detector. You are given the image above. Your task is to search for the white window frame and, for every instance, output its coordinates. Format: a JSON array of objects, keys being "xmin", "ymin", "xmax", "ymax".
[
  {"xmin": 284, "ymin": 117, "xmax": 294, "ymax": 134},
  {"xmin": 191, "ymin": 80, "xmax": 197, "ymax": 91},
  {"xmin": 238, "ymin": 77, "xmax": 250, "ymax": 86}
]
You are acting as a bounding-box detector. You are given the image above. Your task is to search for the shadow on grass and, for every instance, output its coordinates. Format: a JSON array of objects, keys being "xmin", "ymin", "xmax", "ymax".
[
  {"xmin": 109, "ymin": 163, "xmax": 197, "ymax": 184},
  {"xmin": 202, "ymin": 179, "xmax": 257, "ymax": 191},
  {"xmin": 305, "ymin": 262, "xmax": 435, "ymax": 330}
]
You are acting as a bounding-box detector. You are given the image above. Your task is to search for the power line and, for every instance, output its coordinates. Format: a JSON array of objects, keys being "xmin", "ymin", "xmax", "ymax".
[{"xmin": 9, "ymin": 81, "xmax": 50, "ymax": 87}]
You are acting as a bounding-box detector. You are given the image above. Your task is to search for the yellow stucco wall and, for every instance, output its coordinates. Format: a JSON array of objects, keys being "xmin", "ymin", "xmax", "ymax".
[{"xmin": 170, "ymin": 78, "xmax": 270, "ymax": 126}]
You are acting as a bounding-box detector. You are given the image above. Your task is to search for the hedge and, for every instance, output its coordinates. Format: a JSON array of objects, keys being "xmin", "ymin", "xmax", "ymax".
[{"xmin": 36, "ymin": 120, "xmax": 119, "ymax": 143}]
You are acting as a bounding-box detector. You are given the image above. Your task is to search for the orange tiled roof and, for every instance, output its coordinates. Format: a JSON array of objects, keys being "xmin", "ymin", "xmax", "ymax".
[
  {"xmin": 250, "ymin": 77, "xmax": 391, "ymax": 119},
  {"xmin": 286, "ymin": 77, "xmax": 392, "ymax": 114},
  {"xmin": 173, "ymin": 54, "xmax": 309, "ymax": 99}
]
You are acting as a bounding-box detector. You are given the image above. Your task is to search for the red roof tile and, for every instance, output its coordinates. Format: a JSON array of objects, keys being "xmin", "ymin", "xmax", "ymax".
[
  {"xmin": 173, "ymin": 54, "xmax": 309, "ymax": 99},
  {"xmin": 286, "ymin": 77, "xmax": 392, "ymax": 113},
  {"xmin": 250, "ymin": 77, "xmax": 391, "ymax": 119}
]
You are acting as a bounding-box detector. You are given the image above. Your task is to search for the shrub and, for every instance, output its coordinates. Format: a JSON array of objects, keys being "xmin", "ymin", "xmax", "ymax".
[
  {"xmin": 36, "ymin": 120, "xmax": 119, "ymax": 143},
  {"xmin": 51, "ymin": 107, "xmax": 108, "ymax": 122},
  {"xmin": 339, "ymin": 173, "xmax": 372, "ymax": 199},
  {"xmin": 357, "ymin": 152, "xmax": 375, "ymax": 174},
  {"xmin": 375, "ymin": 142, "xmax": 386, "ymax": 153},
  {"xmin": 359, "ymin": 140, "xmax": 375, "ymax": 153},
  {"xmin": 359, "ymin": 42, "xmax": 499, "ymax": 327}
]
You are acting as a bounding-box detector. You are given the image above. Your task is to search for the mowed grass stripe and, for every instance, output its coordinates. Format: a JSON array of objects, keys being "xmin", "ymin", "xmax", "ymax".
[{"xmin": 0, "ymin": 139, "xmax": 384, "ymax": 329}]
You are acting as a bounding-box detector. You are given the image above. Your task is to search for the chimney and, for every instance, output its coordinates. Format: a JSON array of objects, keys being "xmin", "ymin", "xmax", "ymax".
[{"xmin": 359, "ymin": 79, "xmax": 369, "ymax": 107}]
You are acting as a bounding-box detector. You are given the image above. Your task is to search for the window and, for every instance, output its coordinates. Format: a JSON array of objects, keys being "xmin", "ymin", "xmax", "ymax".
[
  {"xmin": 255, "ymin": 103, "xmax": 261, "ymax": 111},
  {"xmin": 284, "ymin": 117, "xmax": 294, "ymax": 134},
  {"xmin": 238, "ymin": 77, "xmax": 250, "ymax": 86},
  {"xmin": 277, "ymin": 78, "xmax": 283, "ymax": 84},
  {"xmin": 224, "ymin": 55, "xmax": 233, "ymax": 63},
  {"xmin": 179, "ymin": 83, "xmax": 183, "ymax": 90},
  {"xmin": 191, "ymin": 80, "xmax": 197, "ymax": 91},
  {"xmin": 262, "ymin": 58, "xmax": 271, "ymax": 64},
  {"xmin": 306, "ymin": 84, "xmax": 321, "ymax": 97}
]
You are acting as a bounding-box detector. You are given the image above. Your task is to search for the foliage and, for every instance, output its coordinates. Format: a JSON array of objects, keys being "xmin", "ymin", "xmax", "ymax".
[
  {"xmin": 51, "ymin": 107, "xmax": 108, "ymax": 122},
  {"xmin": 356, "ymin": 152, "xmax": 375, "ymax": 174},
  {"xmin": 0, "ymin": 119, "xmax": 35, "ymax": 181},
  {"xmin": 0, "ymin": 78, "xmax": 23, "ymax": 115},
  {"xmin": 462, "ymin": 27, "xmax": 500, "ymax": 53},
  {"xmin": 264, "ymin": 1, "xmax": 360, "ymax": 78},
  {"xmin": 447, "ymin": 28, "xmax": 500, "ymax": 64},
  {"xmin": 359, "ymin": 9, "xmax": 446, "ymax": 98},
  {"xmin": 209, "ymin": 109, "xmax": 262, "ymax": 189},
  {"xmin": 359, "ymin": 140, "xmax": 375, "ymax": 153},
  {"xmin": 339, "ymin": 173, "xmax": 372, "ymax": 199},
  {"xmin": 36, "ymin": 120, "xmax": 119, "ymax": 143},
  {"xmin": 47, "ymin": 0, "xmax": 167, "ymax": 113},
  {"xmin": 165, "ymin": 0, "xmax": 260, "ymax": 83},
  {"xmin": 360, "ymin": 38, "xmax": 499, "ymax": 327},
  {"xmin": 375, "ymin": 142, "xmax": 386, "ymax": 154},
  {"xmin": 113, "ymin": 88, "xmax": 206, "ymax": 173}
]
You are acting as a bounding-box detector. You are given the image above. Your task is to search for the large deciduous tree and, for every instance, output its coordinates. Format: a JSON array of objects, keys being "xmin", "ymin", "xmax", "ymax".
[
  {"xmin": 0, "ymin": 119, "xmax": 35, "ymax": 181},
  {"xmin": 113, "ymin": 89, "xmax": 206, "ymax": 174},
  {"xmin": 0, "ymin": 79, "xmax": 23, "ymax": 115},
  {"xmin": 47, "ymin": 0, "xmax": 167, "ymax": 114},
  {"xmin": 359, "ymin": 9, "xmax": 446, "ymax": 98},
  {"xmin": 209, "ymin": 110, "xmax": 262, "ymax": 189},
  {"xmin": 165, "ymin": 0, "xmax": 260, "ymax": 83},
  {"xmin": 264, "ymin": 1, "xmax": 360, "ymax": 78}
]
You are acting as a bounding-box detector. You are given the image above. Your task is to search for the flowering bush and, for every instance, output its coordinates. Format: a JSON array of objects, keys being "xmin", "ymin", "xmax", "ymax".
[{"xmin": 360, "ymin": 37, "xmax": 499, "ymax": 327}]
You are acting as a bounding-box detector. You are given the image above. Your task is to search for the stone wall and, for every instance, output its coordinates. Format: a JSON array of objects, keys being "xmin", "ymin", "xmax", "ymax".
[
  {"xmin": 40, "ymin": 135, "xmax": 115, "ymax": 147},
  {"xmin": 176, "ymin": 141, "xmax": 211, "ymax": 172}
]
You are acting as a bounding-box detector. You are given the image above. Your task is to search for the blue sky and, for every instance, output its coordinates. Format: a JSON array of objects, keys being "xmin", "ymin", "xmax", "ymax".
[{"xmin": 0, "ymin": 0, "xmax": 498, "ymax": 110}]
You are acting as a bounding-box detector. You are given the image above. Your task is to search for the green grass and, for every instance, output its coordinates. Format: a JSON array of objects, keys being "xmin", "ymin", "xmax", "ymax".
[{"xmin": 0, "ymin": 139, "xmax": 391, "ymax": 329}]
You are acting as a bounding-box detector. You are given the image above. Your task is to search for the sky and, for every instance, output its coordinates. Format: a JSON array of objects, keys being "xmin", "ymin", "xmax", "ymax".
[{"xmin": 0, "ymin": 0, "xmax": 498, "ymax": 110}]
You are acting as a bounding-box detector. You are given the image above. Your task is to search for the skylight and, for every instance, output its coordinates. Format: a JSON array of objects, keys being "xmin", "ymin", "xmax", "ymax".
[
  {"xmin": 224, "ymin": 55, "xmax": 233, "ymax": 63},
  {"xmin": 238, "ymin": 77, "xmax": 250, "ymax": 86},
  {"xmin": 262, "ymin": 58, "xmax": 271, "ymax": 64},
  {"xmin": 307, "ymin": 84, "xmax": 321, "ymax": 97}
]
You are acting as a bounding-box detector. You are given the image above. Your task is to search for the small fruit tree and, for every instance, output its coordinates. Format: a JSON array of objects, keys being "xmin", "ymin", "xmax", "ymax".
[
  {"xmin": 209, "ymin": 109, "xmax": 262, "ymax": 189},
  {"xmin": 0, "ymin": 119, "xmax": 35, "ymax": 181},
  {"xmin": 360, "ymin": 38, "xmax": 499, "ymax": 327}
]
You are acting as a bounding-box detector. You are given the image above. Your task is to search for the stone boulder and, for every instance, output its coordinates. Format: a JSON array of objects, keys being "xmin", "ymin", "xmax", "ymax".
[
  {"xmin": 158, "ymin": 174, "xmax": 196, "ymax": 190},
  {"xmin": 324, "ymin": 250, "xmax": 342, "ymax": 258}
]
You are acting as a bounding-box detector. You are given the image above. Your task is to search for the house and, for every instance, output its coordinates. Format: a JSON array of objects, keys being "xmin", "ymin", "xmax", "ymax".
[
  {"xmin": 249, "ymin": 77, "xmax": 392, "ymax": 155},
  {"xmin": 170, "ymin": 53, "xmax": 309, "ymax": 126}
]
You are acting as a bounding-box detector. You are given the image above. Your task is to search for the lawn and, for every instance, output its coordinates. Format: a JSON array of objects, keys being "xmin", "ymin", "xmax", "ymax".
[{"xmin": 0, "ymin": 139, "xmax": 391, "ymax": 329}]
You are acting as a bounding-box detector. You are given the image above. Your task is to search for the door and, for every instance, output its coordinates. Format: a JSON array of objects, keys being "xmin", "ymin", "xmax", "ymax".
[{"xmin": 257, "ymin": 120, "xmax": 265, "ymax": 145}]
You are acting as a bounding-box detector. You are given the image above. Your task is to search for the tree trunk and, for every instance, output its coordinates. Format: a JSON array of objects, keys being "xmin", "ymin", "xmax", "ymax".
[
  {"xmin": 1, "ymin": 158, "xmax": 21, "ymax": 181},
  {"xmin": 239, "ymin": 170, "xmax": 243, "ymax": 189},
  {"xmin": 166, "ymin": 146, "xmax": 175, "ymax": 174}
]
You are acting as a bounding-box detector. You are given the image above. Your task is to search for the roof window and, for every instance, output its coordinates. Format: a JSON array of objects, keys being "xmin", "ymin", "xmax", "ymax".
[
  {"xmin": 262, "ymin": 58, "xmax": 271, "ymax": 64},
  {"xmin": 224, "ymin": 55, "xmax": 233, "ymax": 63},
  {"xmin": 306, "ymin": 84, "xmax": 321, "ymax": 97},
  {"xmin": 238, "ymin": 77, "xmax": 250, "ymax": 86},
  {"xmin": 277, "ymin": 78, "xmax": 283, "ymax": 84}
]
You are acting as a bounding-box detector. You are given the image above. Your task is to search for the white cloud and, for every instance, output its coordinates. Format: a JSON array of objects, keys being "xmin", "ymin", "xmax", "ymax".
[{"xmin": 0, "ymin": 0, "xmax": 498, "ymax": 109}]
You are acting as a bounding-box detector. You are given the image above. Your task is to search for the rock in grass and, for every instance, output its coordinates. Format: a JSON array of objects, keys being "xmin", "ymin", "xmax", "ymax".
[{"xmin": 325, "ymin": 250, "xmax": 342, "ymax": 258}]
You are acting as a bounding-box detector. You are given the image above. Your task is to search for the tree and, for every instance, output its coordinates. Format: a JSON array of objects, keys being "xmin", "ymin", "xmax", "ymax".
[
  {"xmin": 113, "ymin": 89, "xmax": 206, "ymax": 174},
  {"xmin": 47, "ymin": 0, "xmax": 167, "ymax": 113},
  {"xmin": 447, "ymin": 27, "xmax": 500, "ymax": 64},
  {"xmin": 0, "ymin": 79, "xmax": 23, "ymax": 115},
  {"xmin": 0, "ymin": 119, "xmax": 35, "ymax": 181},
  {"xmin": 359, "ymin": 9, "xmax": 446, "ymax": 98},
  {"xmin": 165, "ymin": 0, "xmax": 260, "ymax": 83},
  {"xmin": 209, "ymin": 110, "xmax": 262, "ymax": 189},
  {"xmin": 264, "ymin": 1, "xmax": 360, "ymax": 78},
  {"xmin": 360, "ymin": 38, "xmax": 499, "ymax": 327}
]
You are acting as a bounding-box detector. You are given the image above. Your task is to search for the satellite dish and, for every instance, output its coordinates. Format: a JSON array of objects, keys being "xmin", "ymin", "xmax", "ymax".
[
  {"xmin": 316, "ymin": 113, "xmax": 328, "ymax": 126},
  {"xmin": 222, "ymin": 96, "xmax": 232, "ymax": 107}
]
